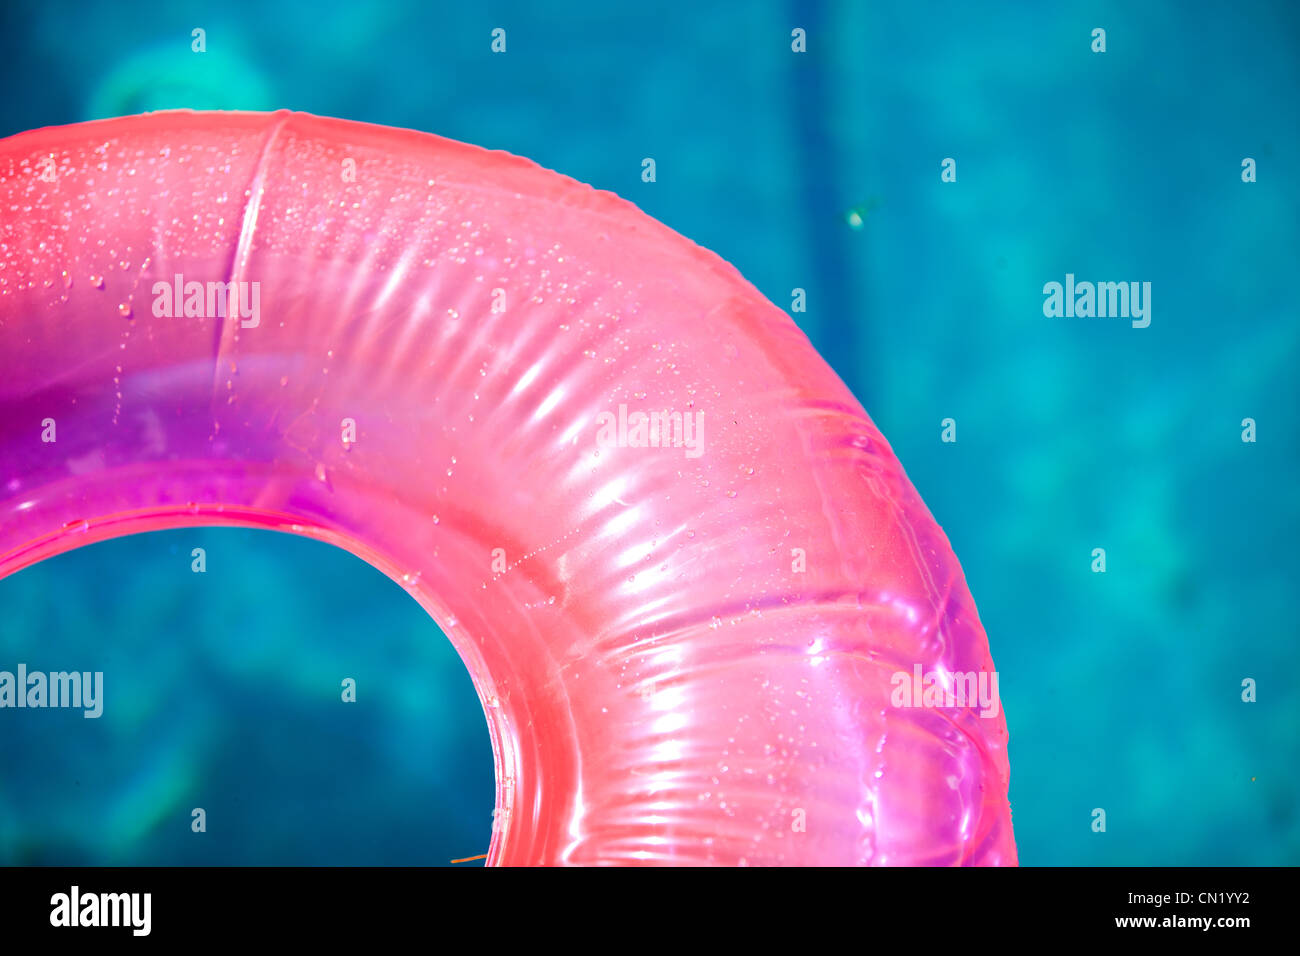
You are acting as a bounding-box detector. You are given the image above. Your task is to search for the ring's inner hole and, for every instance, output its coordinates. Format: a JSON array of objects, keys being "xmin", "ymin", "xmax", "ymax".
[{"xmin": 0, "ymin": 527, "xmax": 494, "ymax": 864}]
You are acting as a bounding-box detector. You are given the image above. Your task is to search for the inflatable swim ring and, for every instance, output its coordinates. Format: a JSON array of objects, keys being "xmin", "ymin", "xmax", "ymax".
[{"xmin": 0, "ymin": 110, "xmax": 1015, "ymax": 865}]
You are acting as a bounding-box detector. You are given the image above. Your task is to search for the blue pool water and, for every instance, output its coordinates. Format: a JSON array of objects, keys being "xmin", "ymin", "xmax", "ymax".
[{"xmin": 0, "ymin": 0, "xmax": 1296, "ymax": 864}]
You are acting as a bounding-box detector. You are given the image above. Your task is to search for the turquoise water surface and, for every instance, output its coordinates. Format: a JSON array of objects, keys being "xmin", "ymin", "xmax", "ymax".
[{"xmin": 0, "ymin": 0, "xmax": 1296, "ymax": 864}]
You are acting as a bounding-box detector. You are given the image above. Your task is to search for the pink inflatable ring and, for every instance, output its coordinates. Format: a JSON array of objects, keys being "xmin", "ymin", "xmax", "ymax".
[{"xmin": 0, "ymin": 110, "xmax": 1015, "ymax": 866}]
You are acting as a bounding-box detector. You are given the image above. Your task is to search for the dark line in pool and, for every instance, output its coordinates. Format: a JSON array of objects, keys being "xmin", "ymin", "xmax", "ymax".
[{"xmin": 786, "ymin": 0, "xmax": 868, "ymax": 409}]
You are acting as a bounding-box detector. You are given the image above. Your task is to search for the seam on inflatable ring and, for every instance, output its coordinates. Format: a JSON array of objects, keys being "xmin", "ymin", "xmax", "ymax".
[{"xmin": 212, "ymin": 110, "xmax": 290, "ymax": 383}]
